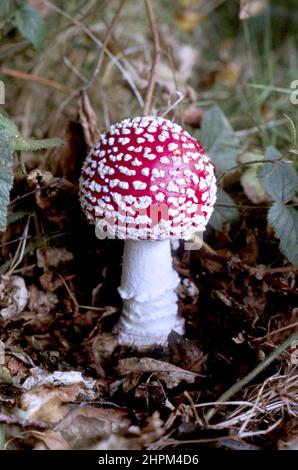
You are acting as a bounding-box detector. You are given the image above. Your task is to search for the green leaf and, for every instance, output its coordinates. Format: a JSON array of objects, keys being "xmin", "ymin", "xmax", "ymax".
[
  {"xmin": 15, "ymin": 2, "xmax": 46, "ymax": 51},
  {"xmin": 265, "ymin": 145, "xmax": 282, "ymax": 161},
  {"xmin": 258, "ymin": 161, "xmax": 298, "ymax": 203},
  {"xmin": 13, "ymin": 137, "xmax": 65, "ymax": 151},
  {"xmin": 199, "ymin": 106, "xmax": 239, "ymax": 172},
  {"xmin": 0, "ymin": 0, "xmax": 13, "ymax": 20},
  {"xmin": 0, "ymin": 112, "xmax": 64, "ymax": 151},
  {"xmin": 7, "ymin": 209, "xmax": 32, "ymax": 225},
  {"xmin": 0, "ymin": 112, "xmax": 19, "ymax": 137},
  {"xmin": 209, "ymin": 187, "xmax": 239, "ymax": 230},
  {"xmin": 268, "ymin": 201, "xmax": 298, "ymax": 266},
  {"xmin": 0, "ymin": 130, "xmax": 14, "ymax": 232}
]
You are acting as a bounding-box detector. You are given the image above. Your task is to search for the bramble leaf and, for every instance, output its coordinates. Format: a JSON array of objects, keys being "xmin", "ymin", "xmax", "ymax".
[
  {"xmin": 15, "ymin": 2, "xmax": 46, "ymax": 51},
  {"xmin": 209, "ymin": 187, "xmax": 239, "ymax": 230},
  {"xmin": 0, "ymin": 130, "xmax": 14, "ymax": 231},
  {"xmin": 258, "ymin": 160, "xmax": 298, "ymax": 203},
  {"xmin": 199, "ymin": 106, "xmax": 239, "ymax": 172},
  {"xmin": 268, "ymin": 201, "xmax": 298, "ymax": 266}
]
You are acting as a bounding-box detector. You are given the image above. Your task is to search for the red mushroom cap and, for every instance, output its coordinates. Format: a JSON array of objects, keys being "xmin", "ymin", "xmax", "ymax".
[{"xmin": 79, "ymin": 116, "xmax": 216, "ymax": 240}]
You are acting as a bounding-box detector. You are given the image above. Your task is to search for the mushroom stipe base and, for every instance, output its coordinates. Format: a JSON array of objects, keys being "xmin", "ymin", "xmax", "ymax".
[{"xmin": 116, "ymin": 239, "xmax": 184, "ymax": 347}]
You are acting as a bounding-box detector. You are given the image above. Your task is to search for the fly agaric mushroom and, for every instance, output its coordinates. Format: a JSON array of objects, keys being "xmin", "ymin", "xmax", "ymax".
[{"xmin": 79, "ymin": 116, "xmax": 216, "ymax": 347}]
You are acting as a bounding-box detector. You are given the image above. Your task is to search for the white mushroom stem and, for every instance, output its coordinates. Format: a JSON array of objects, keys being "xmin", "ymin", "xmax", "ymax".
[{"xmin": 117, "ymin": 239, "xmax": 184, "ymax": 347}]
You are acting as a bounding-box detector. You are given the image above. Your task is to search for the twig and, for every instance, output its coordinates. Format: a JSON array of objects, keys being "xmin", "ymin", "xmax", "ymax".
[
  {"xmin": 234, "ymin": 118, "xmax": 287, "ymax": 138},
  {"xmin": 42, "ymin": 0, "xmax": 144, "ymax": 108},
  {"xmin": 216, "ymin": 156, "xmax": 285, "ymax": 184},
  {"xmin": 252, "ymin": 322, "xmax": 298, "ymax": 342},
  {"xmin": 63, "ymin": 57, "xmax": 88, "ymax": 83},
  {"xmin": 10, "ymin": 178, "xmax": 66, "ymax": 206},
  {"xmin": 143, "ymin": 0, "xmax": 161, "ymax": 115},
  {"xmin": 206, "ymin": 330, "xmax": 298, "ymax": 422},
  {"xmin": 0, "ymin": 67, "xmax": 73, "ymax": 95},
  {"xmin": 83, "ymin": 0, "xmax": 127, "ymax": 90},
  {"xmin": 162, "ymin": 48, "xmax": 183, "ymax": 122},
  {"xmin": 6, "ymin": 217, "xmax": 31, "ymax": 276},
  {"xmin": 57, "ymin": 273, "xmax": 79, "ymax": 315},
  {"xmin": 161, "ymin": 92, "xmax": 185, "ymax": 118},
  {"xmin": 215, "ymin": 202, "xmax": 298, "ymax": 210},
  {"xmin": 269, "ymin": 266, "xmax": 298, "ymax": 274}
]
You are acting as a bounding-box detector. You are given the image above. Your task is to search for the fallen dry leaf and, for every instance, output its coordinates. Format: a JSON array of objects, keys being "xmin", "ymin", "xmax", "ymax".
[
  {"xmin": 54, "ymin": 406, "xmax": 130, "ymax": 449},
  {"xmin": 27, "ymin": 285, "xmax": 58, "ymax": 315},
  {"xmin": 90, "ymin": 332, "xmax": 118, "ymax": 376},
  {"xmin": 31, "ymin": 430, "xmax": 71, "ymax": 450},
  {"xmin": 20, "ymin": 384, "xmax": 81, "ymax": 423},
  {"xmin": 0, "ymin": 276, "xmax": 28, "ymax": 320},
  {"xmin": 36, "ymin": 247, "xmax": 74, "ymax": 269},
  {"xmin": 22, "ymin": 368, "xmax": 96, "ymax": 391},
  {"xmin": 117, "ymin": 357, "xmax": 199, "ymax": 389},
  {"xmin": 168, "ymin": 331, "xmax": 206, "ymax": 374}
]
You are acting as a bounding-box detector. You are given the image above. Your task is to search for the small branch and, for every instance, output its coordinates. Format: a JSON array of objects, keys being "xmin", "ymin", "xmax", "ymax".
[
  {"xmin": 215, "ymin": 202, "xmax": 298, "ymax": 210},
  {"xmin": 216, "ymin": 156, "xmax": 285, "ymax": 185},
  {"xmin": 206, "ymin": 330, "xmax": 298, "ymax": 422},
  {"xmin": 161, "ymin": 92, "xmax": 185, "ymax": 118},
  {"xmin": 234, "ymin": 118, "xmax": 287, "ymax": 138},
  {"xmin": 252, "ymin": 321, "xmax": 298, "ymax": 342},
  {"xmin": 143, "ymin": 0, "xmax": 161, "ymax": 115},
  {"xmin": 83, "ymin": 0, "xmax": 127, "ymax": 90},
  {"xmin": 0, "ymin": 67, "xmax": 73, "ymax": 95},
  {"xmin": 42, "ymin": 0, "xmax": 144, "ymax": 108}
]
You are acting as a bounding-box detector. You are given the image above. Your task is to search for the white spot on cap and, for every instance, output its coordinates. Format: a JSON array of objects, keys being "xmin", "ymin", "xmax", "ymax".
[
  {"xmin": 156, "ymin": 192, "xmax": 165, "ymax": 202},
  {"xmin": 141, "ymin": 167, "xmax": 150, "ymax": 176},
  {"xmin": 160, "ymin": 156, "xmax": 170, "ymax": 164},
  {"xmin": 119, "ymin": 166, "xmax": 136, "ymax": 176},
  {"xmin": 184, "ymin": 169, "xmax": 192, "ymax": 177},
  {"xmin": 167, "ymin": 180, "xmax": 179, "ymax": 192},
  {"xmin": 158, "ymin": 133, "xmax": 167, "ymax": 142},
  {"xmin": 119, "ymin": 181, "xmax": 129, "ymax": 190},
  {"xmin": 119, "ymin": 137, "xmax": 130, "ymax": 145},
  {"xmin": 168, "ymin": 142, "xmax": 178, "ymax": 151},
  {"xmin": 133, "ymin": 180, "xmax": 147, "ymax": 190},
  {"xmin": 192, "ymin": 174, "xmax": 199, "ymax": 184},
  {"xmin": 131, "ymin": 158, "xmax": 142, "ymax": 166},
  {"xmin": 156, "ymin": 146, "xmax": 163, "ymax": 153},
  {"xmin": 108, "ymin": 137, "xmax": 114, "ymax": 145},
  {"xmin": 124, "ymin": 195, "xmax": 136, "ymax": 204},
  {"xmin": 144, "ymin": 153, "xmax": 156, "ymax": 160},
  {"xmin": 124, "ymin": 154, "xmax": 132, "ymax": 161},
  {"xmin": 89, "ymin": 180, "xmax": 96, "ymax": 191},
  {"xmin": 152, "ymin": 168, "xmax": 165, "ymax": 178},
  {"xmin": 144, "ymin": 133, "xmax": 154, "ymax": 142},
  {"xmin": 137, "ymin": 137, "xmax": 145, "ymax": 144}
]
